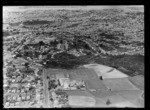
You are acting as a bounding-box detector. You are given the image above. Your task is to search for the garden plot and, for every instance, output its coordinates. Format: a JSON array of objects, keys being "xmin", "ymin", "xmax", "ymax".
[
  {"xmin": 65, "ymin": 90, "xmax": 94, "ymax": 97},
  {"xmin": 68, "ymin": 68, "xmax": 108, "ymax": 92},
  {"xmin": 130, "ymin": 97, "xmax": 144, "ymax": 107},
  {"xmin": 94, "ymin": 89, "xmax": 144, "ymax": 107},
  {"xmin": 68, "ymin": 96, "xmax": 96, "ymax": 107},
  {"xmin": 84, "ymin": 63, "xmax": 128, "ymax": 79},
  {"xmin": 110, "ymin": 101, "xmax": 138, "ymax": 108},
  {"xmin": 116, "ymin": 90, "xmax": 143, "ymax": 101},
  {"xmin": 102, "ymin": 78, "xmax": 139, "ymax": 91},
  {"xmin": 100, "ymin": 69, "xmax": 128, "ymax": 79},
  {"xmin": 94, "ymin": 97, "xmax": 111, "ymax": 107},
  {"xmin": 99, "ymin": 94, "xmax": 129, "ymax": 105},
  {"xmin": 84, "ymin": 63, "xmax": 113, "ymax": 73},
  {"xmin": 65, "ymin": 90, "xmax": 96, "ymax": 107},
  {"xmin": 128, "ymin": 75, "xmax": 144, "ymax": 90},
  {"xmin": 84, "ymin": 79, "xmax": 107, "ymax": 92},
  {"xmin": 68, "ymin": 68, "xmax": 98, "ymax": 81}
]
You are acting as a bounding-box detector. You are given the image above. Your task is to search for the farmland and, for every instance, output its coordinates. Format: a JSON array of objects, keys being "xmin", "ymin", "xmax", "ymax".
[{"xmin": 3, "ymin": 6, "xmax": 144, "ymax": 108}]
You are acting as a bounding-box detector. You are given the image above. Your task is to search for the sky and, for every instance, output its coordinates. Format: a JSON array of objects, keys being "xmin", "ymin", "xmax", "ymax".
[{"xmin": 3, "ymin": 5, "xmax": 144, "ymax": 12}]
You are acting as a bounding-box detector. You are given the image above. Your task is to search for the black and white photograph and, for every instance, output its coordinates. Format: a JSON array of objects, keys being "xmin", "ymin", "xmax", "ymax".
[{"xmin": 3, "ymin": 6, "xmax": 144, "ymax": 108}]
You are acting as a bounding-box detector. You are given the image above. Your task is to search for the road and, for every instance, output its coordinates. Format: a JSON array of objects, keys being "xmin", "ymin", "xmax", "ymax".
[
  {"xmin": 43, "ymin": 69, "xmax": 52, "ymax": 108},
  {"xmin": 43, "ymin": 69, "xmax": 47, "ymax": 107}
]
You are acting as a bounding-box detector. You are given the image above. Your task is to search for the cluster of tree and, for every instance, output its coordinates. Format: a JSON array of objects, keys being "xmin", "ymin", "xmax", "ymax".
[
  {"xmin": 23, "ymin": 19, "xmax": 50, "ymax": 25},
  {"xmin": 9, "ymin": 22, "xmax": 21, "ymax": 26},
  {"xmin": 43, "ymin": 51, "xmax": 95, "ymax": 69},
  {"xmin": 3, "ymin": 30, "xmax": 10, "ymax": 37},
  {"xmin": 43, "ymin": 54, "xmax": 80, "ymax": 69}
]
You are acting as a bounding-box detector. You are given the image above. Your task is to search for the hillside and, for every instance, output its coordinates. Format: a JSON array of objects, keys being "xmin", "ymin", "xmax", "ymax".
[
  {"xmin": 3, "ymin": 6, "xmax": 144, "ymax": 108},
  {"xmin": 3, "ymin": 6, "xmax": 144, "ymax": 75}
]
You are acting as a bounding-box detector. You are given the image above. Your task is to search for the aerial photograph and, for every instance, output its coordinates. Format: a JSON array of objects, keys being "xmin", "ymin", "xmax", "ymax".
[{"xmin": 3, "ymin": 6, "xmax": 144, "ymax": 108}]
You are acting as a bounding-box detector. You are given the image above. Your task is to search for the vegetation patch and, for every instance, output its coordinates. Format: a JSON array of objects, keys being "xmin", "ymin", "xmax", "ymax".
[{"xmin": 23, "ymin": 20, "xmax": 52, "ymax": 25}]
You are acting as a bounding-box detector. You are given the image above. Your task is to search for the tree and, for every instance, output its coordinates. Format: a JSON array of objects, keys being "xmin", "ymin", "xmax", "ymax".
[
  {"xmin": 24, "ymin": 62, "xmax": 29, "ymax": 68},
  {"xmin": 99, "ymin": 76, "xmax": 103, "ymax": 80},
  {"xmin": 106, "ymin": 99, "xmax": 111, "ymax": 105},
  {"xmin": 39, "ymin": 41, "xmax": 45, "ymax": 45}
]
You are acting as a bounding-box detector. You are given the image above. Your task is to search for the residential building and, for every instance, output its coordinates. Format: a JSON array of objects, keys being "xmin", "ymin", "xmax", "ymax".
[
  {"xmin": 7, "ymin": 89, "xmax": 11, "ymax": 93},
  {"xmin": 59, "ymin": 78, "xmax": 69, "ymax": 86},
  {"xmin": 7, "ymin": 95, "xmax": 11, "ymax": 100},
  {"xmin": 53, "ymin": 100, "xmax": 59, "ymax": 107},
  {"xmin": 51, "ymin": 92, "xmax": 57, "ymax": 99},
  {"xmin": 12, "ymin": 79, "xmax": 16, "ymax": 83},
  {"xmin": 15, "ymin": 102, "xmax": 20, "ymax": 106},
  {"xmin": 12, "ymin": 96, "xmax": 16, "ymax": 100},
  {"xmin": 25, "ymin": 87, "xmax": 29, "ymax": 91},
  {"xmin": 10, "ymin": 103, "xmax": 14, "ymax": 107},
  {"xmin": 5, "ymin": 102, "xmax": 10, "ymax": 106},
  {"xmin": 17, "ymin": 96, "xmax": 21, "ymax": 101},
  {"xmin": 63, "ymin": 81, "xmax": 69, "ymax": 89},
  {"xmin": 70, "ymin": 87, "xmax": 77, "ymax": 90},
  {"xmin": 26, "ymin": 95, "xmax": 30, "ymax": 100},
  {"xmin": 17, "ymin": 89, "xmax": 20, "ymax": 93},
  {"xmin": 21, "ymin": 89, "xmax": 24, "ymax": 93},
  {"xmin": 24, "ymin": 101, "xmax": 30, "ymax": 106},
  {"xmin": 22, "ymin": 96, "xmax": 25, "ymax": 100},
  {"xmin": 12, "ymin": 89, "xmax": 15, "ymax": 93}
]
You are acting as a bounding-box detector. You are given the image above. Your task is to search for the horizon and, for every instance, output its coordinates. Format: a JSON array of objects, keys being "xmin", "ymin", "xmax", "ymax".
[{"xmin": 3, "ymin": 5, "xmax": 144, "ymax": 12}]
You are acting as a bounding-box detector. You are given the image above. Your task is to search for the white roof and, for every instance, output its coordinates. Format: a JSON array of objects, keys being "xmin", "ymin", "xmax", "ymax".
[
  {"xmin": 68, "ymin": 96, "xmax": 96, "ymax": 107},
  {"xmin": 5, "ymin": 36, "xmax": 13, "ymax": 39}
]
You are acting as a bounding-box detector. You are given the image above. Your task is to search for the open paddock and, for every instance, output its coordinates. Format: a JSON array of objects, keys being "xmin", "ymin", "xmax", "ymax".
[{"xmin": 102, "ymin": 78, "xmax": 139, "ymax": 91}]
